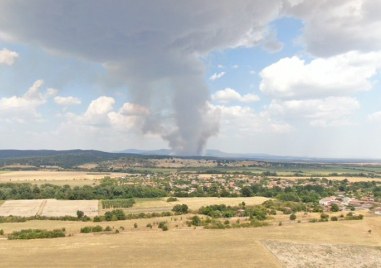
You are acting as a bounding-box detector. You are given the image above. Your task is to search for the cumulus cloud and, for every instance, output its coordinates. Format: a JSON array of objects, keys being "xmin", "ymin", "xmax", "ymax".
[
  {"xmin": 212, "ymin": 88, "xmax": 259, "ymax": 104},
  {"xmin": 268, "ymin": 97, "xmax": 360, "ymax": 127},
  {"xmin": 0, "ymin": 48, "xmax": 18, "ymax": 65},
  {"xmin": 0, "ymin": 0, "xmax": 284, "ymax": 155},
  {"xmin": 66, "ymin": 96, "xmax": 151, "ymax": 132},
  {"xmin": 284, "ymin": 0, "xmax": 381, "ymax": 56},
  {"xmin": 212, "ymin": 103, "xmax": 291, "ymax": 135},
  {"xmin": 0, "ymin": 80, "xmax": 54, "ymax": 122},
  {"xmin": 260, "ymin": 51, "xmax": 381, "ymax": 99},
  {"xmin": 209, "ymin": 72, "xmax": 226, "ymax": 81},
  {"xmin": 54, "ymin": 96, "xmax": 81, "ymax": 106}
]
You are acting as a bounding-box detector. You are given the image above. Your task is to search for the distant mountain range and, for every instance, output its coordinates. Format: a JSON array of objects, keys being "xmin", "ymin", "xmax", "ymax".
[
  {"xmin": 117, "ymin": 149, "xmax": 380, "ymax": 163},
  {"xmin": 0, "ymin": 149, "xmax": 379, "ymax": 165}
]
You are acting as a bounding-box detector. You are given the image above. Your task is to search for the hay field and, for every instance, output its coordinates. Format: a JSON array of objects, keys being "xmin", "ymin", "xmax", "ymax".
[
  {"xmin": 0, "ymin": 216, "xmax": 380, "ymax": 267},
  {"xmin": 0, "ymin": 200, "xmax": 44, "ymax": 217},
  {"xmin": 122, "ymin": 197, "xmax": 269, "ymax": 214},
  {"xmin": 41, "ymin": 200, "xmax": 99, "ymax": 217},
  {"xmin": 0, "ymin": 171, "xmax": 127, "ymax": 185},
  {"xmin": 0, "ymin": 199, "xmax": 98, "ymax": 217}
]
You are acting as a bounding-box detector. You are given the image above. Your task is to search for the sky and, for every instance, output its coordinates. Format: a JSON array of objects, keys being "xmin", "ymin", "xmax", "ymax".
[{"xmin": 0, "ymin": 0, "xmax": 381, "ymax": 158}]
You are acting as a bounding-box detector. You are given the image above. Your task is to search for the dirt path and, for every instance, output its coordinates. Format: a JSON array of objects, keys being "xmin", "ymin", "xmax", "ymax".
[{"xmin": 36, "ymin": 199, "xmax": 47, "ymax": 216}]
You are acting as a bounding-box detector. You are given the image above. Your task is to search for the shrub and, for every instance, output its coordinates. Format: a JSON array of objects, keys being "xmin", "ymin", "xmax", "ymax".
[
  {"xmin": 0, "ymin": 229, "xmax": 4, "ymax": 235},
  {"xmin": 8, "ymin": 229, "xmax": 65, "ymax": 240},
  {"xmin": 158, "ymin": 221, "xmax": 168, "ymax": 231},
  {"xmin": 80, "ymin": 225, "xmax": 103, "ymax": 233},
  {"xmin": 104, "ymin": 226, "xmax": 112, "ymax": 232},
  {"xmin": 172, "ymin": 204, "xmax": 189, "ymax": 214},
  {"xmin": 166, "ymin": 197, "xmax": 178, "ymax": 202},
  {"xmin": 289, "ymin": 213, "xmax": 297, "ymax": 221},
  {"xmin": 101, "ymin": 199, "xmax": 135, "ymax": 209},
  {"xmin": 190, "ymin": 216, "xmax": 202, "ymax": 226},
  {"xmin": 331, "ymin": 216, "xmax": 338, "ymax": 221},
  {"xmin": 146, "ymin": 223, "xmax": 153, "ymax": 229},
  {"xmin": 134, "ymin": 223, "xmax": 138, "ymax": 228}
]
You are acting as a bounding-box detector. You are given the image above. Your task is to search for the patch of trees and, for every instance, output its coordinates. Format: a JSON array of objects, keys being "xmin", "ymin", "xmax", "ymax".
[
  {"xmin": 0, "ymin": 180, "xmax": 166, "ymax": 200},
  {"xmin": 8, "ymin": 228, "xmax": 65, "ymax": 240}
]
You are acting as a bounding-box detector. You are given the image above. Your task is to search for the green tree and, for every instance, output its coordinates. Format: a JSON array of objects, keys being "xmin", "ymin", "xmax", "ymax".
[
  {"xmin": 330, "ymin": 203, "xmax": 340, "ymax": 212},
  {"xmin": 76, "ymin": 210, "xmax": 84, "ymax": 219}
]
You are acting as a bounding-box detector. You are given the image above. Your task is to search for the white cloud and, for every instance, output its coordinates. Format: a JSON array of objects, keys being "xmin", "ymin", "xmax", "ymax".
[
  {"xmin": 260, "ymin": 51, "xmax": 381, "ymax": 99},
  {"xmin": 209, "ymin": 71, "xmax": 226, "ymax": 81},
  {"xmin": 285, "ymin": 0, "xmax": 381, "ymax": 56},
  {"xmin": 212, "ymin": 88, "xmax": 259, "ymax": 104},
  {"xmin": 0, "ymin": 48, "xmax": 18, "ymax": 65},
  {"xmin": 268, "ymin": 97, "xmax": 360, "ymax": 127},
  {"xmin": 54, "ymin": 96, "xmax": 81, "ymax": 106},
  {"xmin": 211, "ymin": 103, "xmax": 291, "ymax": 135},
  {"xmin": 0, "ymin": 80, "xmax": 53, "ymax": 122}
]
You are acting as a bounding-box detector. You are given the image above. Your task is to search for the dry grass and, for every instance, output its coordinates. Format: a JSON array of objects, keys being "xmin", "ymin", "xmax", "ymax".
[
  {"xmin": 0, "ymin": 216, "xmax": 380, "ymax": 267},
  {"xmin": 0, "ymin": 171, "xmax": 127, "ymax": 185},
  {"xmin": 122, "ymin": 197, "xmax": 269, "ymax": 214}
]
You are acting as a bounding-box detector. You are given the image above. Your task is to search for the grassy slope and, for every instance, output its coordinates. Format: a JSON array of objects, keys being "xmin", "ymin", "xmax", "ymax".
[{"xmin": 0, "ymin": 216, "xmax": 380, "ymax": 267}]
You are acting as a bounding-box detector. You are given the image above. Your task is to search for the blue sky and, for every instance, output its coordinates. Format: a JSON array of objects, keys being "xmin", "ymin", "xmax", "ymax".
[{"xmin": 1, "ymin": 1, "xmax": 381, "ymax": 158}]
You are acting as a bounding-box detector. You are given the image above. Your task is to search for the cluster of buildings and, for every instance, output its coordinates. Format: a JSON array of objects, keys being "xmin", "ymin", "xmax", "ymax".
[{"xmin": 319, "ymin": 195, "xmax": 381, "ymax": 214}]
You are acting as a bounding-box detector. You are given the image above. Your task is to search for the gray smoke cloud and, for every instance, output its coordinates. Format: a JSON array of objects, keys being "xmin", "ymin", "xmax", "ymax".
[{"xmin": 0, "ymin": 0, "xmax": 284, "ymax": 155}]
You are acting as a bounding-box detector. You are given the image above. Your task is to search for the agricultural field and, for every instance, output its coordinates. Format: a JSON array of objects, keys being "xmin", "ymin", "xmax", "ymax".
[
  {"xmin": 120, "ymin": 197, "xmax": 268, "ymax": 214},
  {"xmin": 0, "ymin": 199, "xmax": 98, "ymax": 217},
  {"xmin": 0, "ymin": 214, "xmax": 380, "ymax": 267}
]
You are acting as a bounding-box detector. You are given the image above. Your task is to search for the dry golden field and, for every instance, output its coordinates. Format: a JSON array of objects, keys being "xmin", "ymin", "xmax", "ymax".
[
  {"xmin": 0, "ymin": 199, "xmax": 99, "ymax": 217},
  {"xmin": 0, "ymin": 215, "xmax": 380, "ymax": 267}
]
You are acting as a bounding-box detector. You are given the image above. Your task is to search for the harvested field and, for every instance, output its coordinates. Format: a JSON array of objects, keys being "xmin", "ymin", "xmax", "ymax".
[
  {"xmin": 42, "ymin": 200, "xmax": 99, "ymax": 217},
  {"xmin": 0, "ymin": 199, "xmax": 99, "ymax": 217},
  {"xmin": 123, "ymin": 197, "xmax": 268, "ymax": 213},
  {"xmin": 263, "ymin": 240, "xmax": 381, "ymax": 268},
  {"xmin": 0, "ymin": 200, "xmax": 44, "ymax": 217}
]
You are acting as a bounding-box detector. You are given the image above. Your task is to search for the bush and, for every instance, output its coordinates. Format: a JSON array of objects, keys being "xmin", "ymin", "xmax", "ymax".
[
  {"xmin": 190, "ymin": 215, "xmax": 202, "ymax": 226},
  {"xmin": 331, "ymin": 216, "xmax": 338, "ymax": 221},
  {"xmin": 0, "ymin": 229, "xmax": 4, "ymax": 235},
  {"xmin": 172, "ymin": 204, "xmax": 189, "ymax": 214},
  {"xmin": 8, "ymin": 229, "xmax": 65, "ymax": 240},
  {"xmin": 146, "ymin": 223, "xmax": 153, "ymax": 229},
  {"xmin": 158, "ymin": 221, "xmax": 168, "ymax": 231},
  {"xmin": 80, "ymin": 225, "xmax": 103, "ymax": 233},
  {"xmin": 134, "ymin": 223, "xmax": 138, "ymax": 228},
  {"xmin": 166, "ymin": 197, "xmax": 178, "ymax": 202},
  {"xmin": 104, "ymin": 226, "xmax": 112, "ymax": 232},
  {"xmin": 101, "ymin": 199, "xmax": 135, "ymax": 209},
  {"xmin": 289, "ymin": 213, "xmax": 297, "ymax": 221}
]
